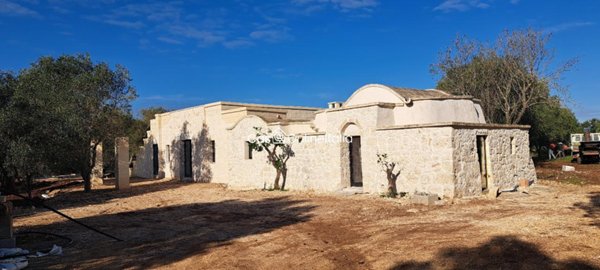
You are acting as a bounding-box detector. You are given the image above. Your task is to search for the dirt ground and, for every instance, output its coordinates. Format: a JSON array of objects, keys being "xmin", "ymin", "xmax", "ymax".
[
  {"xmin": 13, "ymin": 166, "xmax": 600, "ymax": 270},
  {"xmin": 537, "ymin": 157, "xmax": 600, "ymax": 185}
]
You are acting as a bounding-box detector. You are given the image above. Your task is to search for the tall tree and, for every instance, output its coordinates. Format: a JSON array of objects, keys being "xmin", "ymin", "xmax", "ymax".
[
  {"xmin": 126, "ymin": 106, "xmax": 169, "ymax": 156},
  {"xmin": 523, "ymin": 98, "xmax": 580, "ymax": 151},
  {"xmin": 0, "ymin": 72, "xmax": 18, "ymax": 192},
  {"xmin": 1, "ymin": 54, "xmax": 137, "ymax": 193},
  {"xmin": 432, "ymin": 28, "xmax": 576, "ymax": 124},
  {"xmin": 140, "ymin": 107, "xmax": 168, "ymax": 125},
  {"xmin": 580, "ymin": 118, "xmax": 600, "ymax": 133}
]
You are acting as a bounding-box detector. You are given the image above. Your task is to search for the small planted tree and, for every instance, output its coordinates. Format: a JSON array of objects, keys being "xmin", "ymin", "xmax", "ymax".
[
  {"xmin": 377, "ymin": 153, "xmax": 401, "ymax": 198},
  {"xmin": 248, "ymin": 127, "xmax": 294, "ymax": 190}
]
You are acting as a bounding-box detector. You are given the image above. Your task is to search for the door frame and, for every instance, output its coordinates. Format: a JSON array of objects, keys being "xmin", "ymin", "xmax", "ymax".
[
  {"xmin": 182, "ymin": 139, "xmax": 192, "ymax": 179},
  {"xmin": 152, "ymin": 144, "xmax": 159, "ymax": 176},
  {"xmin": 349, "ymin": 135, "xmax": 363, "ymax": 187},
  {"xmin": 476, "ymin": 135, "xmax": 491, "ymax": 190}
]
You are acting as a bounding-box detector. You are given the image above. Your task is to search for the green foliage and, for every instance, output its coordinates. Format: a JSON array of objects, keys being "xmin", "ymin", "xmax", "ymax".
[
  {"xmin": 580, "ymin": 118, "xmax": 600, "ymax": 133},
  {"xmin": 140, "ymin": 107, "xmax": 168, "ymax": 125},
  {"xmin": 0, "ymin": 54, "xmax": 137, "ymax": 193},
  {"xmin": 108, "ymin": 106, "xmax": 169, "ymax": 165},
  {"xmin": 248, "ymin": 127, "xmax": 295, "ymax": 190},
  {"xmin": 525, "ymin": 99, "xmax": 580, "ymax": 149}
]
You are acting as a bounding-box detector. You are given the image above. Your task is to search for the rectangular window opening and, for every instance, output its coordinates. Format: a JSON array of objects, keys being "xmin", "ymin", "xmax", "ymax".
[
  {"xmin": 245, "ymin": 142, "xmax": 253, "ymax": 160},
  {"xmin": 166, "ymin": 145, "xmax": 171, "ymax": 162},
  {"xmin": 510, "ymin": 137, "xmax": 516, "ymax": 155},
  {"xmin": 210, "ymin": 140, "xmax": 216, "ymax": 162}
]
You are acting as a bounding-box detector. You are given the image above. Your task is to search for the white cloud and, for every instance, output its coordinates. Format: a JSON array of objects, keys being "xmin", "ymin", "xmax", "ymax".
[
  {"xmin": 168, "ymin": 25, "xmax": 226, "ymax": 46},
  {"xmin": 433, "ymin": 0, "xmax": 491, "ymax": 13},
  {"xmin": 330, "ymin": 0, "xmax": 378, "ymax": 10},
  {"xmin": 157, "ymin": 36, "xmax": 183, "ymax": 45},
  {"xmin": 57, "ymin": 1, "xmax": 307, "ymax": 49},
  {"xmin": 0, "ymin": 0, "xmax": 39, "ymax": 17},
  {"xmin": 223, "ymin": 39, "xmax": 254, "ymax": 49},
  {"xmin": 292, "ymin": 0, "xmax": 378, "ymax": 13},
  {"xmin": 250, "ymin": 28, "xmax": 293, "ymax": 42},
  {"xmin": 543, "ymin": 21, "xmax": 595, "ymax": 33},
  {"xmin": 103, "ymin": 19, "xmax": 144, "ymax": 29}
]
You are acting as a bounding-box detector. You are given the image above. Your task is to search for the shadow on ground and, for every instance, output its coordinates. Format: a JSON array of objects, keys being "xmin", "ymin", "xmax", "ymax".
[
  {"xmin": 27, "ymin": 179, "xmax": 194, "ymax": 212},
  {"xmin": 391, "ymin": 235, "xmax": 598, "ymax": 270},
  {"xmin": 20, "ymin": 196, "xmax": 315, "ymax": 269},
  {"xmin": 573, "ymin": 192, "xmax": 600, "ymax": 228}
]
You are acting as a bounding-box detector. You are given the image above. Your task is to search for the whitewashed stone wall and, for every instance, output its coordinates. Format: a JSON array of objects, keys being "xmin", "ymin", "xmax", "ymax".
[
  {"xmin": 372, "ymin": 127, "xmax": 455, "ymax": 197},
  {"xmin": 226, "ymin": 117, "xmax": 343, "ymax": 192},
  {"xmin": 285, "ymin": 135, "xmax": 344, "ymax": 191},
  {"xmin": 226, "ymin": 116, "xmax": 275, "ymax": 189}
]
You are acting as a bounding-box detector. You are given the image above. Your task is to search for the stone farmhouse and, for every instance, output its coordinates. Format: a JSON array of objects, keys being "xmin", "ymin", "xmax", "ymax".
[{"xmin": 133, "ymin": 84, "xmax": 536, "ymax": 198}]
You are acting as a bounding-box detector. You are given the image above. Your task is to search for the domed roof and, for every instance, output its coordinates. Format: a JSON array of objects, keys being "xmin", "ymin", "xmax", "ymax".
[
  {"xmin": 344, "ymin": 84, "xmax": 465, "ymax": 107},
  {"xmin": 387, "ymin": 86, "xmax": 452, "ymax": 99}
]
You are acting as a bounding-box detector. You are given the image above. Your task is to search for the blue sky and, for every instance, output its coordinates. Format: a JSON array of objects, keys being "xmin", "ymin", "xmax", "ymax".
[{"xmin": 1, "ymin": 0, "xmax": 599, "ymax": 120}]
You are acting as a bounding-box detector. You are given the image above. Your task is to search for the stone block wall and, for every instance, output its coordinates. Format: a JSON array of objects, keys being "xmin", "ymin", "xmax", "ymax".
[
  {"xmin": 285, "ymin": 135, "xmax": 344, "ymax": 192},
  {"xmin": 371, "ymin": 127, "xmax": 455, "ymax": 197},
  {"xmin": 452, "ymin": 128, "xmax": 537, "ymax": 197}
]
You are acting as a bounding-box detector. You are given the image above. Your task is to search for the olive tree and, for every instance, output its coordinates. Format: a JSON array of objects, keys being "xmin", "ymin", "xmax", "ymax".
[
  {"xmin": 248, "ymin": 127, "xmax": 295, "ymax": 190},
  {"xmin": 377, "ymin": 153, "xmax": 401, "ymax": 198},
  {"xmin": 0, "ymin": 54, "xmax": 136, "ymax": 193},
  {"xmin": 432, "ymin": 28, "xmax": 576, "ymax": 124}
]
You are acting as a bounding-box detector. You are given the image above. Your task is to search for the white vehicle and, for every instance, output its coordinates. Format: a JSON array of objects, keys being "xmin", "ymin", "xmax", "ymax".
[{"xmin": 571, "ymin": 132, "xmax": 600, "ymax": 152}]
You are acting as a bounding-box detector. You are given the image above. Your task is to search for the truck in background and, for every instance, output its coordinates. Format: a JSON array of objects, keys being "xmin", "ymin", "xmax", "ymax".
[{"xmin": 570, "ymin": 129, "xmax": 600, "ymax": 164}]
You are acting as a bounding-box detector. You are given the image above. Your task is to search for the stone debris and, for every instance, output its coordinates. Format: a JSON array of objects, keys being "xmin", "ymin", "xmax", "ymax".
[
  {"xmin": 411, "ymin": 194, "xmax": 438, "ymax": 206},
  {"xmin": 487, "ymin": 186, "xmax": 499, "ymax": 199},
  {"xmin": 519, "ymin": 179, "xmax": 530, "ymax": 188},
  {"xmin": 561, "ymin": 165, "xmax": 575, "ymax": 172}
]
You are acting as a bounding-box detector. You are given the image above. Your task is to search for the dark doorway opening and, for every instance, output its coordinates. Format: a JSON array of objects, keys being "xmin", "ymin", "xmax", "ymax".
[
  {"xmin": 152, "ymin": 144, "xmax": 159, "ymax": 176},
  {"xmin": 349, "ymin": 136, "xmax": 363, "ymax": 187},
  {"xmin": 183, "ymin": 140, "xmax": 192, "ymax": 178},
  {"xmin": 476, "ymin": 135, "xmax": 489, "ymax": 190}
]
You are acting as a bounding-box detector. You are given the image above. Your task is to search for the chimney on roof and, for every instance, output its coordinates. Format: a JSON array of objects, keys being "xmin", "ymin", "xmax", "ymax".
[{"xmin": 328, "ymin": 102, "xmax": 343, "ymax": 109}]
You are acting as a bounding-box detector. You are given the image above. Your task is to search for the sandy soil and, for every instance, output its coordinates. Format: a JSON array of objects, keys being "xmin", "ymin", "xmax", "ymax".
[{"xmin": 13, "ymin": 172, "xmax": 600, "ymax": 269}]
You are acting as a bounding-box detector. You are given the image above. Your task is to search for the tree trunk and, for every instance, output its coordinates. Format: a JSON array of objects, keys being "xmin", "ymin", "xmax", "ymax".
[
  {"xmin": 82, "ymin": 167, "xmax": 92, "ymax": 192},
  {"xmin": 26, "ymin": 175, "xmax": 32, "ymax": 200},
  {"xmin": 273, "ymin": 170, "xmax": 281, "ymax": 190},
  {"xmin": 280, "ymin": 167, "xmax": 288, "ymax": 191},
  {"xmin": 387, "ymin": 175, "xmax": 397, "ymax": 198}
]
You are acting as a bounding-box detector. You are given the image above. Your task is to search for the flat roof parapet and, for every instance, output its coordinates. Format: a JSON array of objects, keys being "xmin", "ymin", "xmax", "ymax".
[{"xmin": 377, "ymin": 122, "xmax": 531, "ymax": 131}]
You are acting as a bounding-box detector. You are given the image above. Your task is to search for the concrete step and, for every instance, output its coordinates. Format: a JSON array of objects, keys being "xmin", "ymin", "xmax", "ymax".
[{"xmin": 338, "ymin": 186, "xmax": 364, "ymax": 196}]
